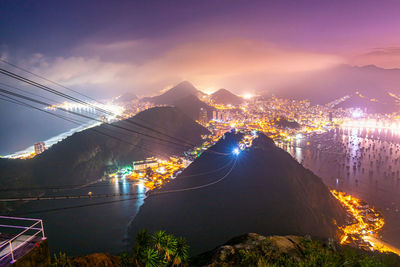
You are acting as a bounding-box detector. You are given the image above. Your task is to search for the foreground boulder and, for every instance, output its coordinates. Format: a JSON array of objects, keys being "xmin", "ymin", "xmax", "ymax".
[{"xmin": 191, "ymin": 233, "xmax": 400, "ymax": 266}]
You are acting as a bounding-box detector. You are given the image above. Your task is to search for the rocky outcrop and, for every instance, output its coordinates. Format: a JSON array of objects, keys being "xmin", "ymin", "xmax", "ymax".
[
  {"xmin": 191, "ymin": 233, "xmax": 400, "ymax": 266},
  {"xmin": 192, "ymin": 233, "xmax": 304, "ymax": 266},
  {"xmin": 70, "ymin": 253, "xmax": 120, "ymax": 267}
]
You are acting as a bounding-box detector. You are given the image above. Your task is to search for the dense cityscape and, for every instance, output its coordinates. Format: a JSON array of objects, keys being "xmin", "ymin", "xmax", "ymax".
[{"xmin": 2, "ymin": 1, "xmax": 400, "ymax": 266}]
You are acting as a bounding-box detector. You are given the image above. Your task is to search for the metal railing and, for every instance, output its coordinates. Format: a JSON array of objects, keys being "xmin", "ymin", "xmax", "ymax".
[{"xmin": 0, "ymin": 216, "xmax": 46, "ymax": 264}]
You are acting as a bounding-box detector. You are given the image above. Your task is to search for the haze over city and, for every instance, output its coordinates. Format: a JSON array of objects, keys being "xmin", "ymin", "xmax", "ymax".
[{"xmin": 1, "ymin": 1, "xmax": 400, "ymax": 266}]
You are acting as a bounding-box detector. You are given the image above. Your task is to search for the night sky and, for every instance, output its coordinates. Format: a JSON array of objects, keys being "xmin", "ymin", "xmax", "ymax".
[{"xmin": 1, "ymin": 0, "xmax": 400, "ymax": 96}]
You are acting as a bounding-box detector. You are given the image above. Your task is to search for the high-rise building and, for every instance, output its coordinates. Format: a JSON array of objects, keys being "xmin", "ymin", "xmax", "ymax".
[
  {"xmin": 223, "ymin": 112, "xmax": 228, "ymax": 121},
  {"xmin": 212, "ymin": 110, "xmax": 217, "ymax": 121},
  {"xmin": 218, "ymin": 111, "xmax": 223, "ymax": 121},
  {"xmin": 199, "ymin": 108, "xmax": 208, "ymax": 126},
  {"xmin": 34, "ymin": 142, "xmax": 46, "ymax": 155}
]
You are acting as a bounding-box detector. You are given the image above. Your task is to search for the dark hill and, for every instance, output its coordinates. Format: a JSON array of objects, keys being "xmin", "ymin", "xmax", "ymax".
[
  {"xmin": 173, "ymin": 94, "xmax": 215, "ymax": 121},
  {"xmin": 0, "ymin": 107, "xmax": 209, "ymax": 196},
  {"xmin": 142, "ymin": 81, "xmax": 205, "ymax": 105},
  {"xmin": 129, "ymin": 132, "xmax": 347, "ymax": 254},
  {"xmin": 211, "ymin": 88, "xmax": 243, "ymax": 105},
  {"xmin": 274, "ymin": 117, "xmax": 300, "ymax": 129}
]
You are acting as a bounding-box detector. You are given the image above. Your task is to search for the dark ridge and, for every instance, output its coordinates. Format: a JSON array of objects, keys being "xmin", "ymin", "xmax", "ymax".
[
  {"xmin": 0, "ymin": 107, "xmax": 209, "ymax": 204},
  {"xmin": 129, "ymin": 132, "xmax": 347, "ymax": 254}
]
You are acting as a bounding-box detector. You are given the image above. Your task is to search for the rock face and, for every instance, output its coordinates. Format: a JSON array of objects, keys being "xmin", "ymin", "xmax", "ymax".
[
  {"xmin": 210, "ymin": 89, "xmax": 243, "ymax": 105},
  {"xmin": 130, "ymin": 132, "xmax": 347, "ymax": 254},
  {"xmin": 0, "ymin": 107, "xmax": 209, "ymax": 197}
]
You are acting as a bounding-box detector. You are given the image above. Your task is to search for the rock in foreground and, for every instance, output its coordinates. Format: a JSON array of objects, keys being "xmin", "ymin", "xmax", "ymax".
[{"xmin": 191, "ymin": 233, "xmax": 400, "ymax": 266}]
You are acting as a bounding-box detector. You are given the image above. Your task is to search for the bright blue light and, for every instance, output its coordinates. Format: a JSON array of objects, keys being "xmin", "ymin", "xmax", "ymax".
[{"xmin": 233, "ymin": 147, "xmax": 240, "ymax": 155}]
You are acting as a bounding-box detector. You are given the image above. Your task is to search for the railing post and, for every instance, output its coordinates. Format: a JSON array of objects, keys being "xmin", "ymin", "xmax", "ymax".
[
  {"xmin": 40, "ymin": 220, "xmax": 46, "ymax": 240},
  {"xmin": 9, "ymin": 241, "xmax": 15, "ymax": 263}
]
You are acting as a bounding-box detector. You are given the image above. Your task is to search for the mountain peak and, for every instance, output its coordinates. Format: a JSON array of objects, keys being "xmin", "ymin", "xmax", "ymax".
[
  {"xmin": 211, "ymin": 88, "xmax": 243, "ymax": 105},
  {"xmin": 144, "ymin": 81, "xmax": 202, "ymax": 105},
  {"xmin": 175, "ymin": 80, "xmax": 196, "ymax": 89}
]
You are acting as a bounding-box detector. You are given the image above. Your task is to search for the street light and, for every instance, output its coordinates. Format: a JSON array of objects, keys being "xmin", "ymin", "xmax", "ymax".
[{"xmin": 233, "ymin": 147, "xmax": 240, "ymax": 155}]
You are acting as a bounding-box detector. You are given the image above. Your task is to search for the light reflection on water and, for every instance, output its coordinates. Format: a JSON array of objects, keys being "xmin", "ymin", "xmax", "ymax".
[
  {"xmin": 8, "ymin": 126, "xmax": 400, "ymax": 256},
  {"xmin": 285, "ymin": 127, "xmax": 400, "ymax": 249}
]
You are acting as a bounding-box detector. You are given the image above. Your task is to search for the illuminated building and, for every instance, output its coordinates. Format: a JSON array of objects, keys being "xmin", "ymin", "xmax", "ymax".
[
  {"xmin": 199, "ymin": 108, "xmax": 208, "ymax": 126},
  {"xmin": 133, "ymin": 157, "xmax": 158, "ymax": 171},
  {"xmin": 100, "ymin": 115, "xmax": 107, "ymax": 123},
  {"xmin": 218, "ymin": 111, "xmax": 223, "ymax": 121},
  {"xmin": 212, "ymin": 110, "xmax": 217, "ymax": 121},
  {"xmin": 34, "ymin": 142, "xmax": 46, "ymax": 155}
]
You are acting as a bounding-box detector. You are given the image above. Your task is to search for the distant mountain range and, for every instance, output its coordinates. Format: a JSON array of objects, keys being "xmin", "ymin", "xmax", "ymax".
[
  {"xmin": 0, "ymin": 107, "xmax": 208, "ymax": 205},
  {"xmin": 210, "ymin": 88, "xmax": 243, "ymax": 105},
  {"xmin": 140, "ymin": 82, "xmax": 244, "ymax": 120},
  {"xmin": 130, "ymin": 132, "xmax": 346, "ymax": 254},
  {"xmin": 141, "ymin": 64, "xmax": 400, "ymax": 114},
  {"xmin": 334, "ymin": 91, "xmax": 396, "ymax": 113},
  {"xmin": 270, "ymin": 64, "xmax": 400, "ymax": 113}
]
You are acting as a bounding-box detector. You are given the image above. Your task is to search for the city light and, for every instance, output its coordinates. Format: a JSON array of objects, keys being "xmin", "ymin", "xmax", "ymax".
[
  {"xmin": 233, "ymin": 147, "xmax": 240, "ymax": 155},
  {"xmin": 351, "ymin": 109, "xmax": 363, "ymax": 119},
  {"xmin": 243, "ymin": 93, "xmax": 253, "ymax": 99}
]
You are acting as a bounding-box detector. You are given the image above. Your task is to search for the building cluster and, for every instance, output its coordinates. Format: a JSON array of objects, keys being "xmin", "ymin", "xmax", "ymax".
[
  {"xmin": 212, "ymin": 110, "xmax": 230, "ymax": 122},
  {"xmin": 199, "ymin": 108, "xmax": 208, "ymax": 126},
  {"xmin": 133, "ymin": 157, "xmax": 159, "ymax": 171},
  {"xmin": 34, "ymin": 142, "xmax": 46, "ymax": 155},
  {"xmin": 331, "ymin": 190, "xmax": 384, "ymax": 251}
]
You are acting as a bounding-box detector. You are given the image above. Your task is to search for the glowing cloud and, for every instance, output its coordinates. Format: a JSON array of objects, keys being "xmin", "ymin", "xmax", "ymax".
[{"xmin": 13, "ymin": 39, "xmax": 343, "ymax": 97}]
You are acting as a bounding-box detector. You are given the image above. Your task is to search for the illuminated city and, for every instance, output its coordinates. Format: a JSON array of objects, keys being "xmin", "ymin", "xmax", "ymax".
[{"xmin": 1, "ymin": 1, "xmax": 400, "ymax": 266}]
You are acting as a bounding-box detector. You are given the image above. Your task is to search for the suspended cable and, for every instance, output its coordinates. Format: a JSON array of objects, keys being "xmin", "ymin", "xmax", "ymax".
[
  {"xmin": 0, "ymin": 87, "xmax": 193, "ymax": 150},
  {"xmin": 0, "ymin": 63, "xmax": 229, "ymax": 154}
]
